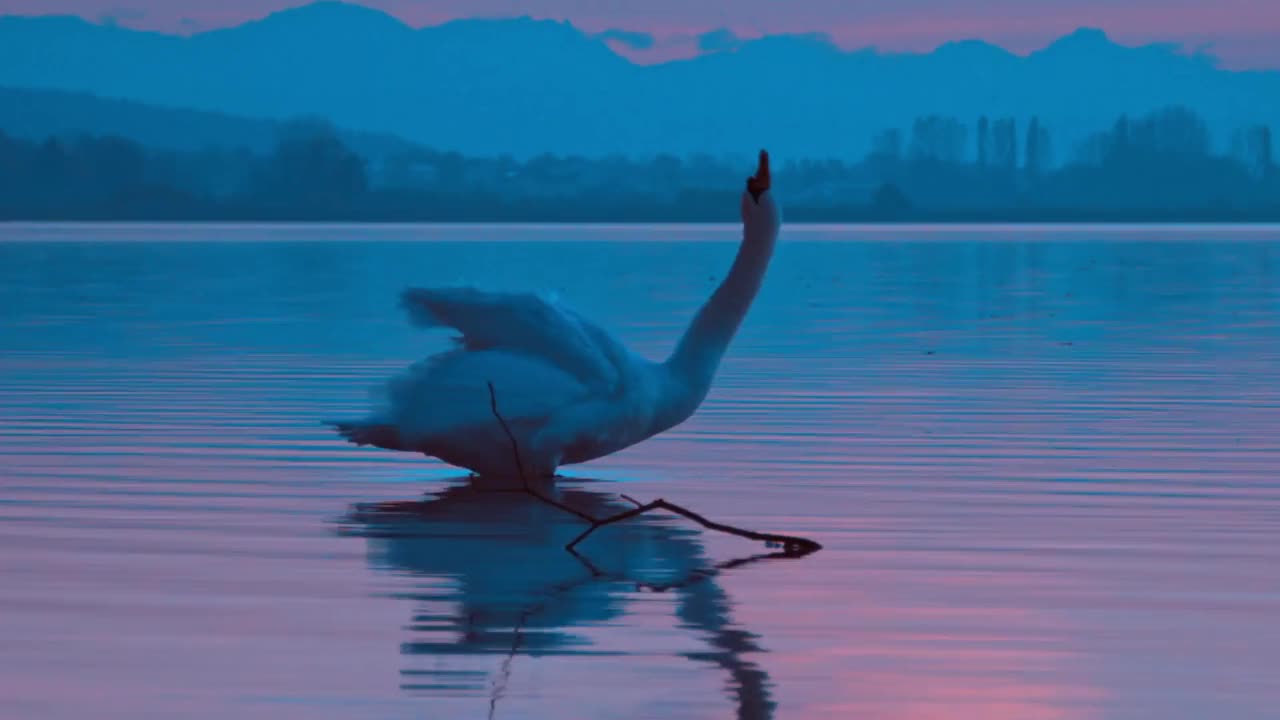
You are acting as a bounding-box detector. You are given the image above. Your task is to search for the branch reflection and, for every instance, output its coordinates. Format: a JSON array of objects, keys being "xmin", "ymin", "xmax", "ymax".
[{"xmin": 339, "ymin": 478, "xmax": 782, "ymax": 719}]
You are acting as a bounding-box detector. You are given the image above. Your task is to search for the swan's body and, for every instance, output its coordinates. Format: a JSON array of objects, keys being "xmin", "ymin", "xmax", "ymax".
[{"xmin": 330, "ymin": 157, "xmax": 781, "ymax": 478}]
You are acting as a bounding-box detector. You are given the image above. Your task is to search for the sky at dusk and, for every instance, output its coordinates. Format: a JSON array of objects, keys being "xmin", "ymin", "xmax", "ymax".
[{"xmin": 2, "ymin": 0, "xmax": 1279, "ymax": 69}]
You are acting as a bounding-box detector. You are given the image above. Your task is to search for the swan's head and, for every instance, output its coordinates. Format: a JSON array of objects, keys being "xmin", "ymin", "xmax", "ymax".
[
  {"xmin": 742, "ymin": 149, "xmax": 778, "ymax": 230},
  {"xmin": 746, "ymin": 149, "xmax": 770, "ymax": 204},
  {"xmin": 741, "ymin": 149, "xmax": 781, "ymax": 235}
]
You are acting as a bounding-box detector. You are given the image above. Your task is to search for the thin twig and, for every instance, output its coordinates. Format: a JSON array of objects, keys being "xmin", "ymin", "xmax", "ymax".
[
  {"xmin": 484, "ymin": 381, "xmax": 822, "ymax": 558},
  {"xmin": 487, "ymin": 381, "xmax": 596, "ymax": 524},
  {"xmin": 487, "ymin": 380, "xmax": 529, "ymax": 488},
  {"xmin": 566, "ymin": 499, "xmax": 821, "ymax": 556}
]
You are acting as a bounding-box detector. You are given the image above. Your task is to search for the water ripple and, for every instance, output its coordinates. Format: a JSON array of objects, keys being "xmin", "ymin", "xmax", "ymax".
[{"xmin": 1, "ymin": 230, "xmax": 1279, "ymax": 719}]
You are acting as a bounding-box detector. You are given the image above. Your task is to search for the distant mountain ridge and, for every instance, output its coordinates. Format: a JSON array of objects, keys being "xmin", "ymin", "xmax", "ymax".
[
  {"xmin": 2, "ymin": 2, "xmax": 1278, "ymax": 159},
  {"xmin": 0, "ymin": 85, "xmax": 423, "ymax": 160}
]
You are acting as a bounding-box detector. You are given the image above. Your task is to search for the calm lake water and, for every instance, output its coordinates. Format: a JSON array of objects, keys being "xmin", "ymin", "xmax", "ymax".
[{"xmin": 2, "ymin": 224, "xmax": 1279, "ymax": 719}]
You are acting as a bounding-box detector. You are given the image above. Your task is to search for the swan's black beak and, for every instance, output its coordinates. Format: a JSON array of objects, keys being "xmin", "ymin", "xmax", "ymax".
[{"xmin": 747, "ymin": 149, "xmax": 770, "ymax": 204}]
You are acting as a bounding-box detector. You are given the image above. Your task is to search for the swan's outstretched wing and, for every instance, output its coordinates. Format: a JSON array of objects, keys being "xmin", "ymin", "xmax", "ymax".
[{"xmin": 400, "ymin": 287, "xmax": 624, "ymax": 390}]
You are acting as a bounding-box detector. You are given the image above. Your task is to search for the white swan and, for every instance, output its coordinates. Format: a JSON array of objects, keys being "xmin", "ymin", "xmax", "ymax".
[{"xmin": 329, "ymin": 151, "xmax": 781, "ymax": 478}]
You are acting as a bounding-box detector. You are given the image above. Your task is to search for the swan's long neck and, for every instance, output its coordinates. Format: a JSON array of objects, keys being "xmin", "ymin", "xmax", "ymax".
[{"xmin": 661, "ymin": 191, "xmax": 781, "ymax": 422}]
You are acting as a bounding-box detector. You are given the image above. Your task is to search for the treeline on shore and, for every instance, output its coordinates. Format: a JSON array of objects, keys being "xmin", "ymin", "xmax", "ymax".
[{"xmin": 1, "ymin": 106, "xmax": 1277, "ymax": 222}]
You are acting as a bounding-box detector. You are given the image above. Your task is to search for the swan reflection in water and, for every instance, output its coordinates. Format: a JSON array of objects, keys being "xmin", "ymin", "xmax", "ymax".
[{"xmin": 339, "ymin": 477, "xmax": 779, "ymax": 719}]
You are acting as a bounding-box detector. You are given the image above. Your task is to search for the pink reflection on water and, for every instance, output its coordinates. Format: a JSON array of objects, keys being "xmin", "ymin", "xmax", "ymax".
[{"xmin": 4, "ymin": 233, "xmax": 1280, "ymax": 718}]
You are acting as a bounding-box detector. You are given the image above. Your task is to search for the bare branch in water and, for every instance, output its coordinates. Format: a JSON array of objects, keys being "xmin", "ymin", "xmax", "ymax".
[
  {"xmin": 487, "ymin": 381, "xmax": 597, "ymax": 525},
  {"xmin": 487, "ymin": 380, "xmax": 529, "ymax": 486},
  {"xmin": 485, "ymin": 381, "xmax": 822, "ymax": 558},
  {"xmin": 567, "ymin": 499, "xmax": 822, "ymax": 556}
]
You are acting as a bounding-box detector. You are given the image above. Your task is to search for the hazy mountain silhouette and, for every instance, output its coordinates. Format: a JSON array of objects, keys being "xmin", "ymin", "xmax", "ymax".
[
  {"xmin": 0, "ymin": 85, "xmax": 423, "ymax": 159},
  {"xmin": 2, "ymin": 1, "xmax": 1278, "ymax": 158}
]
